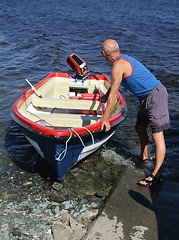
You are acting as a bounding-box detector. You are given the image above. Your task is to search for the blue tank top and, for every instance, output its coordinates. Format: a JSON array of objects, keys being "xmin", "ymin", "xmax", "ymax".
[{"xmin": 116, "ymin": 54, "xmax": 161, "ymax": 100}]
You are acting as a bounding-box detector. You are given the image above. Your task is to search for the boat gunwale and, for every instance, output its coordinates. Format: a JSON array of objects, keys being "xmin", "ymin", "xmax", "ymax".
[{"xmin": 12, "ymin": 72, "xmax": 127, "ymax": 137}]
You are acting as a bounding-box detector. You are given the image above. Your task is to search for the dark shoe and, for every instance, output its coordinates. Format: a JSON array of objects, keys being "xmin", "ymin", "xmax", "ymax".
[
  {"xmin": 137, "ymin": 174, "xmax": 163, "ymax": 188},
  {"xmin": 132, "ymin": 156, "xmax": 150, "ymax": 168}
]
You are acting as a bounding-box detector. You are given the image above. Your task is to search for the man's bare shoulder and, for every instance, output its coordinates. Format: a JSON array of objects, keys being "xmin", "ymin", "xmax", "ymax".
[{"xmin": 113, "ymin": 58, "xmax": 132, "ymax": 77}]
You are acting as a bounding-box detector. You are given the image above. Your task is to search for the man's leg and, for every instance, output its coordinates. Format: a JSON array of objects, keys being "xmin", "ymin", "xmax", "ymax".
[
  {"xmin": 137, "ymin": 85, "xmax": 169, "ymax": 186},
  {"xmin": 151, "ymin": 131, "xmax": 166, "ymax": 176},
  {"xmin": 135, "ymin": 123, "xmax": 149, "ymax": 160},
  {"xmin": 137, "ymin": 131, "xmax": 165, "ymax": 186}
]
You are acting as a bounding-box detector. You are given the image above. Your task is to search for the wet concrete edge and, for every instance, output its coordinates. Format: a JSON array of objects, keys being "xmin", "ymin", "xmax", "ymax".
[{"xmin": 83, "ymin": 166, "xmax": 159, "ymax": 240}]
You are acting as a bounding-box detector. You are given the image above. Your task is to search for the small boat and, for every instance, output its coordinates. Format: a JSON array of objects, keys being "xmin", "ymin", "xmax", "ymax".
[{"xmin": 10, "ymin": 53, "xmax": 127, "ymax": 180}]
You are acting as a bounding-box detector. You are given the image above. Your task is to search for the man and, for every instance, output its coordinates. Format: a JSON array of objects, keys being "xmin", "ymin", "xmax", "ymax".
[{"xmin": 99, "ymin": 39, "xmax": 170, "ymax": 188}]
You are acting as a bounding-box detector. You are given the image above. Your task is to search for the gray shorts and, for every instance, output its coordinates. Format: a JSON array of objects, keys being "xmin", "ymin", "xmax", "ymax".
[{"xmin": 136, "ymin": 84, "xmax": 171, "ymax": 133}]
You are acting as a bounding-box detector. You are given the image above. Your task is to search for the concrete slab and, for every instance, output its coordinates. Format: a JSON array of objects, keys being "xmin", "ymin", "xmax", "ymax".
[{"xmin": 84, "ymin": 167, "xmax": 159, "ymax": 240}]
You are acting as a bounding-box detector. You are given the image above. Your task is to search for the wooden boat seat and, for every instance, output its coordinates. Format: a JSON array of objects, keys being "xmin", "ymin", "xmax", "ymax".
[
  {"xmin": 30, "ymin": 96, "xmax": 102, "ymax": 111},
  {"xmin": 23, "ymin": 110, "xmax": 99, "ymax": 128}
]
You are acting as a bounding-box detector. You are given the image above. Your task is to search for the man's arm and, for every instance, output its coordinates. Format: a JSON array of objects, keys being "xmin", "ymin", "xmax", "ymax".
[{"xmin": 98, "ymin": 61, "xmax": 124, "ymax": 131}]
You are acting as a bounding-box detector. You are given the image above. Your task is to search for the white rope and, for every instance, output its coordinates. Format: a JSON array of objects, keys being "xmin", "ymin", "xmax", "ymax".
[
  {"xmin": 81, "ymin": 127, "xmax": 95, "ymax": 145},
  {"xmin": 71, "ymin": 128, "xmax": 86, "ymax": 147},
  {"xmin": 55, "ymin": 127, "xmax": 95, "ymax": 162},
  {"xmin": 55, "ymin": 128, "xmax": 72, "ymax": 162}
]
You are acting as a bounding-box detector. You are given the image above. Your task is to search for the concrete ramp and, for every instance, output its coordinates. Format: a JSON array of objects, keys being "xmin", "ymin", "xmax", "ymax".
[{"xmin": 84, "ymin": 167, "xmax": 158, "ymax": 240}]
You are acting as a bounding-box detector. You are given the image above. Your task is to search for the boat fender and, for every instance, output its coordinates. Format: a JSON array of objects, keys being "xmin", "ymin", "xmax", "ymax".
[
  {"xmin": 69, "ymin": 96, "xmax": 81, "ymax": 100},
  {"xmin": 81, "ymin": 93, "xmax": 100, "ymax": 101}
]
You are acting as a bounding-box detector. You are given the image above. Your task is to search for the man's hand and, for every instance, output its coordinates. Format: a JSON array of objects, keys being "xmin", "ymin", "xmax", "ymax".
[{"xmin": 98, "ymin": 117, "xmax": 111, "ymax": 132}]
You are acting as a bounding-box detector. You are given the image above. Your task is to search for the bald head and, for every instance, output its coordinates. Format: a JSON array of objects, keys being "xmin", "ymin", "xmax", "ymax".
[{"xmin": 102, "ymin": 39, "xmax": 120, "ymax": 55}]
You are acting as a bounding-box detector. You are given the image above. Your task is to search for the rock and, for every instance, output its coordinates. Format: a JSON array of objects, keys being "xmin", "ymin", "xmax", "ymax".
[
  {"xmin": 0, "ymin": 224, "xmax": 10, "ymax": 240},
  {"xmin": 74, "ymin": 209, "xmax": 99, "ymax": 224},
  {"xmin": 70, "ymin": 217, "xmax": 87, "ymax": 239},
  {"xmin": 73, "ymin": 227, "xmax": 87, "ymax": 240},
  {"xmin": 59, "ymin": 209, "xmax": 71, "ymax": 224},
  {"xmin": 59, "ymin": 199, "xmax": 78, "ymax": 210},
  {"xmin": 52, "ymin": 224, "xmax": 73, "ymax": 240},
  {"xmin": 52, "ymin": 182, "xmax": 63, "ymax": 191},
  {"xmin": 0, "ymin": 146, "xmax": 124, "ymax": 240}
]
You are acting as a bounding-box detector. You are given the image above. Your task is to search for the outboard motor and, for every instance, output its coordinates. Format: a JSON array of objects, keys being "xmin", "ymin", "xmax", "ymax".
[{"xmin": 67, "ymin": 52, "xmax": 89, "ymax": 78}]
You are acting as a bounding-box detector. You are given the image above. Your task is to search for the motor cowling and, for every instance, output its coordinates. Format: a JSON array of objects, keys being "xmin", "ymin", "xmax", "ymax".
[{"xmin": 67, "ymin": 52, "xmax": 89, "ymax": 77}]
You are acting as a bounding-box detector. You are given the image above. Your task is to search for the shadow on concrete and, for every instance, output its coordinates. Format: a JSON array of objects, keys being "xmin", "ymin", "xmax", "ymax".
[
  {"xmin": 129, "ymin": 180, "xmax": 179, "ymax": 240},
  {"xmin": 128, "ymin": 189, "xmax": 154, "ymax": 211}
]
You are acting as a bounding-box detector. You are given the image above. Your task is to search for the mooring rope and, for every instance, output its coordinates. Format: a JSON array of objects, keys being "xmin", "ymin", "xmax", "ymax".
[
  {"xmin": 55, "ymin": 127, "xmax": 95, "ymax": 162},
  {"xmin": 81, "ymin": 127, "xmax": 95, "ymax": 145},
  {"xmin": 55, "ymin": 128, "xmax": 73, "ymax": 162}
]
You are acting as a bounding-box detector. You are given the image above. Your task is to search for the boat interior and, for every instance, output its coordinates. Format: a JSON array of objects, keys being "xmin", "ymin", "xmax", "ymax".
[{"xmin": 19, "ymin": 76, "xmax": 122, "ymax": 129}]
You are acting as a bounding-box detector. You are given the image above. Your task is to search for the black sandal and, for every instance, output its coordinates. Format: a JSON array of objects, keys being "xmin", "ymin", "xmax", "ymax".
[
  {"xmin": 132, "ymin": 156, "xmax": 150, "ymax": 168},
  {"xmin": 137, "ymin": 174, "xmax": 163, "ymax": 188}
]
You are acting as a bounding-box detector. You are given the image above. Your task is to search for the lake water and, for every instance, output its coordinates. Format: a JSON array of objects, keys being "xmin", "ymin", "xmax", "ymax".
[{"xmin": 0, "ymin": 0, "xmax": 179, "ymax": 239}]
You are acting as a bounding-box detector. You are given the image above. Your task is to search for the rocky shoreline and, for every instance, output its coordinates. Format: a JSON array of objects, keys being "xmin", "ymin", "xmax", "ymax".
[{"xmin": 0, "ymin": 148, "xmax": 129, "ymax": 240}]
